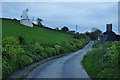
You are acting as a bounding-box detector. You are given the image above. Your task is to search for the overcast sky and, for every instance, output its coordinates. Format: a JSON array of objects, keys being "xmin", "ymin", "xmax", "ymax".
[{"xmin": 1, "ymin": 2, "xmax": 118, "ymax": 33}]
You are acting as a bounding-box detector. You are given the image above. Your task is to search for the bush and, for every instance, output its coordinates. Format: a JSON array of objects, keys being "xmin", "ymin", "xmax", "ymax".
[
  {"xmin": 83, "ymin": 41, "xmax": 120, "ymax": 78},
  {"xmin": 83, "ymin": 48, "xmax": 102, "ymax": 78},
  {"xmin": 63, "ymin": 42, "xmax": 72, "ymax": 52},
  {"xmin": 92, "ymin": 40, "xmax": 101, "ymax": 48},
  {"xmin": 44, "ymin": 47, "xmax": 56, "ymax": 56},
  {"xmin": 2, "ymin": 37, "xmax": 25, "ymax": 78},
  {"xmin": 23, "ymin": 43, "xmax": 44, "ymax": 61},
  {"xmin": 2, "ymin": 37, "xmax": 25, "ymax": 62},
  {"xmin": 31, "ymin": 43, "xmax": 44, "ymax": 55},
  {"xmin": 0, "ymin": 45, "xmax": 2, "ymax": 53},
  {"xmin": 17, "ymin": 55, "xmax": 33, "ymax": 68},
  {"xmin": 2, "ymin": 37, "xmax": 90, "ymax": 78},
  {"xmin": 18, "ymin": 36, "xmax": 25, "ymax": 44},
  {"xmin": 24, "ymin": 52, "xmax": 42, "ymax": 62},
  {"xmin": 54, "ymin": 45, "xmax": 61, "ymax": 55},
  {"xmin": 2, "ymin": 60, "xmax": 15, "ymax": 78},
  {"xmin": 41, "ymin": 52, "xmax": 48, "ymax": 59}
]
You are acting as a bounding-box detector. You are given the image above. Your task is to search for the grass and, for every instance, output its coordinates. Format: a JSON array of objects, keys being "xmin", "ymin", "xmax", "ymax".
[
  {"xmin": 82, "ymin": 41, "xmax": 119, "ymax": 78},
  {"xmin": 2, "ymin": 18, "xmax": 74, "ymax": 44},
  {"xmin": 82, "ymin": 48, "xmax": 102, "ymax": 78}
]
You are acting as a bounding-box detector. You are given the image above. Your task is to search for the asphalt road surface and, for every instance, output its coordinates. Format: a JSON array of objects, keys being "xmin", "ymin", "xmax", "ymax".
[{"xmin": 26, "ymin": 41, "xmax": 94, "ymax": 79}]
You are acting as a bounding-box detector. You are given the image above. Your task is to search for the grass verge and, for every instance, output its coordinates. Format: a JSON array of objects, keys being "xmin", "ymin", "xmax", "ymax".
[{"xmin": 82, "ymin": 41, "xmax": 120, "ymax": 78}]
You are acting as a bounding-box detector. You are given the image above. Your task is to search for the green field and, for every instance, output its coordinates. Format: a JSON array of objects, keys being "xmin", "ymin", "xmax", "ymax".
[{"xmin": 2, "ymin": 19, "xmax": 74, "ymax": 44}]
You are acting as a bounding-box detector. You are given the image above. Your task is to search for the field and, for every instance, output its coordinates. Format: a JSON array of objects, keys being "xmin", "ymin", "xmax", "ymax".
[{"xmin": 2, "ymin": 18, "xmax": 73, "ymax": 44}]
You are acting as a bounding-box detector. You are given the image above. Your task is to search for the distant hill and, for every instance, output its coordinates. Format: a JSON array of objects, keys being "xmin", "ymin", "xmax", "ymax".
[{"xmin": 2, "ymin": 18, "xmax": 74, "ymax": 44}]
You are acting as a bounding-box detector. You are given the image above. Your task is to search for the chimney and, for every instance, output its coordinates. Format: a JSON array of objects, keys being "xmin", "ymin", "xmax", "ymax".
[{"xmin": 106, "ymin": 24, "xmax": 112, "ymax": 31}]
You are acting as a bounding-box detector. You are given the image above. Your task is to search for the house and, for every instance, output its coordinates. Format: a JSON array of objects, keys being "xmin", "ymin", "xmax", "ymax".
[
  {"xmin": 116, "ymin": 35, "xmax": 120, "ymax": 41},
  {"xmin": 103, "ymin": 24, "xmax": 120, "ymax": 41},
  {"xmin": 69, "ymin": 30, "xmax": 75, "ymax": 34}
]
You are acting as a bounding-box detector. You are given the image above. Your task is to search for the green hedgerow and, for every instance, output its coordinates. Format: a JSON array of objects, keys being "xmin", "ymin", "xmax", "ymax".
[
  {"xmin": 54, "ymin": 45, "xmax": 61, "ymax": 55},
  {"xmin": 2, "ymin": 37, "xmax": 25, "ymax": 62},
  {"xmin": 44, "ymin": 47, "xmax": 56, "ymax": 57},
  {"xmin": 83, "ymin": 41, "xmax": 120, "ymax": 78},
  {"xmin": 2, "ymin": 60, "xmax": 15, "ymax": 78},
  {"xmin": 17, "ymin": 55, "xmax": 33, "ymax": 68},
  {"xmin": 31, "ymin": 43, "xmax": 44, "ymax": 55}
]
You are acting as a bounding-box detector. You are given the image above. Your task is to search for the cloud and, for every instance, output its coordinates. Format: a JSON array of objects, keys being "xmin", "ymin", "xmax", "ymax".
[{"xmin": 2, "ymin": 2, "xmax": 118, "ymax": 33}]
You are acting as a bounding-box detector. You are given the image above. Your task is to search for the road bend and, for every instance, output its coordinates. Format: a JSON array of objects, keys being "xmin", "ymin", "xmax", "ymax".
[{"xmin": 26, "ymin": 41, "xmax": 94, "ymax": 78}]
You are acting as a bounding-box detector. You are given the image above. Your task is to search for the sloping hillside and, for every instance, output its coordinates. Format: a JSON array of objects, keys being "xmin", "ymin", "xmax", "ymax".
[{"xmin": 2, "ymin": 18, "xmax": 73, "ymax": 44}]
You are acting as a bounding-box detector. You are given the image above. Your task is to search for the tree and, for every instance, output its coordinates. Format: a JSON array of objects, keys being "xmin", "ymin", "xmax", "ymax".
[
  {"xmin": 91, "ymin": 28, "xmax": 102, "ymax": 40},
  {"xmin": 55, "ymin": 27, "xmax": 59, "ymax": 30},
  {"xmin": 91, "ymin": 28, "xmax": 98, "ymax": 32},
  {"xmin": 61, "ymin": 26, "xmax": 69, "ymax": 32}
]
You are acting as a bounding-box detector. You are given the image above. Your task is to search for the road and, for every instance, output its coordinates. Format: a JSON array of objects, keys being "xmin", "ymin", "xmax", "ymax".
[{"xmin": 26, "ymin": 41, "xmax": 94, "ymax": 78}]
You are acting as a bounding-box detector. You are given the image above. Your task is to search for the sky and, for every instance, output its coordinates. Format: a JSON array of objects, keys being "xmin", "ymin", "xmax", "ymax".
[{"xmin": 1, "ymin": 2, "xmax": 118, "ymax": 33}]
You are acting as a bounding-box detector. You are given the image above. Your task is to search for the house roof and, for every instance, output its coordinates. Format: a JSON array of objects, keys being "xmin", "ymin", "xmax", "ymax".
[{"xmin": 103, "ymin": 31, "xmax": 116, "ymax": 41}]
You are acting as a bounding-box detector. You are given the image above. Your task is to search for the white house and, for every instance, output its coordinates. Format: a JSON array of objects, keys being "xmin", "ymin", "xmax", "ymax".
[{"xmin": 20, "ymin": 9, "xmax": 33, "ymax": 27}]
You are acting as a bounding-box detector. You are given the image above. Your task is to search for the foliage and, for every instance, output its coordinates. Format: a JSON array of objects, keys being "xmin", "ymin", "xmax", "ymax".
[
  {"xmin": 2, "ymin": 37, "xmax": 25, "ymax": 78},
  {"xmin": 44, "ymin": 47, "xmax": 56, "ymax": 57},
  {"xmin": 18, "ymin": 36, "xmax": 25, "ymax": 44},
  {"xmin": 61, "ymin": 26, "xmax": 69, "ymax": 32},
  {"xmin": 83, "ymin": 41, "xmax": 120, "ymax": 78},
  {"xmin": 2, "ymin": 37, "xmax": 25, "ymax": 62},
  {"xmin": 22, "ymin": 43, "xmax": 44, "ymax": 62},
  {"xmin": 0, "ymin": 45, "xmax": 2, "ymax": 53},
  {"xmin": 54, "ymin": 45, "xmax": 61, "ymax": 55},
  {"xmin": 91, "ymin": 28, "xmax": 102, "ymax": 40},
  {"xmin": 26, "ymin": 53, "xmax": 42, "ymax": 62},
  {"xmin": 93, "ymin": 40, "xmax": 113, "ymax": 49},
  {"xmin": 2, "ymin": 36, "xmax": 90, "ymax": 78},
  {"xmin": 31, "ymin": 43, "xmax": 44, "ymax": 54},
  {"xmin": 2, "ymin": 60, "xmax": 14, "ymax": 78},
  {"xmin": 17, "ymin": 55, "xmax": 33, "ymax": 68},
  {"xmin": 41, "ymin": 52, "xmax": 48, "ymax": 59},
  {"xmin": 92, "ymin": 40, "xmax": 101, "ymax": 48}
]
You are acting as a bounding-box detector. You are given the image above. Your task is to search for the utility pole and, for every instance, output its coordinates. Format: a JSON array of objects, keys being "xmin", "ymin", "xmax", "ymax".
[
  {"xmin": 76, "ymin": 25, "xmax": 77, "ymax": 33},
  {"xmin": 99, "ymin": 34, "xmax": 108, "ymax": 64},
  {"xmin": 102, "ymin": 40, "xmax": 104, "ymax": 64},
  {"xmin": 76, "ymin": 25, "xmax": 78, "ymax": 39}
]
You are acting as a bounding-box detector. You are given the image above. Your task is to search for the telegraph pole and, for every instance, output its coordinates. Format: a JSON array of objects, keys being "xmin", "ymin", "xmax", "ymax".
[
  {"xmin": 76, "ymin": 25, "xmax": 77, "ymax": 33},
  {"xmin": 100, "ymin": 34, "xmax": 108, "ymax": 64},
  {"xmin": 76, "ymin": 25, "xmax": 78, "ymax": 39},
  {"xmin": 102, "ymin": 40, "xmax": 104, "ymax": 64}
]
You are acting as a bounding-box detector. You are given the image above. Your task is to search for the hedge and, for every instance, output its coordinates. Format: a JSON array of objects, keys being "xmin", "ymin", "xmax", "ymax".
[{"xmin": 2, "ymin": 37, "xmax": 90, "ymax": 78}]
